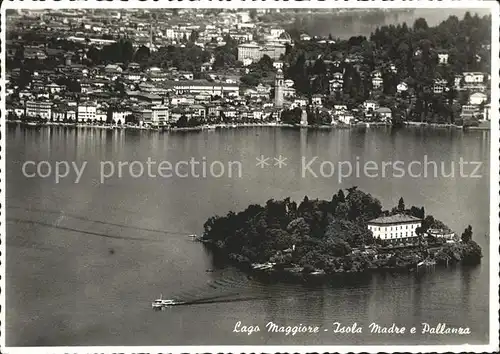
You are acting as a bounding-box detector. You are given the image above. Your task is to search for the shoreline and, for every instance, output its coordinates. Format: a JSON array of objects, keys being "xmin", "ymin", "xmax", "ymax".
[
  {"xmin": 199, "ymin": 239, "xmax": 481, "ymax": 283},
  {"xmin": 6, "ymin": 120, "xmax": 490, "ymax": 131},
  {"xmin": 198, "ymin": 239, "xmax": 467, "ymax": 283}
]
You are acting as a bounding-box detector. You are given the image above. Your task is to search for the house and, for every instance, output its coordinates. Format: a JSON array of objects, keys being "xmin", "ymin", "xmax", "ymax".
[
  {"xmin": 206, "ymin": 104, "xmax": 221, "ymax": 118},
  {"xmin": 437, "ymin": 51, "xmax": 449, "ymax": 65},
  {"xmin": 397, "ymin": 82, "xmax": 408, "ymax": 93},
  {"xmin": 96, "ymin": 110, "xmax": 107, "ymax": 122},
  {"xmin": 47, "ymin": 83, "xmax": 63, "ymax": 94},
  {"xmin": 179, "ymin": 71, "xmax": 194, "ymax": 80},
  {"xmin": 300, "ymin": 33, "xmax": 312, "ymax": 41},
  {"xmin": 252, "ymin": 109, "xmax": 264, "ymax": 120},
  {"xmin": 283, "ymin": 86, "xmax": 296, "ymax": 98},
  {"xmin": 463, "ymin": 72, "xmax": 485, "ymax": 84},
  {"xmin": 375, "ymin": 107, "xmax": 392, "ymax": 122},
  {"xmin": 293, "ymin": 98, "xmax": 308, "ymax": 107},
  {"xmin": 337, "ymin": 112, "xmax": 354, "ymax": 125},
  {"xmin": 273, "ymin": 61, "xmax": 284, "ymax": 70},
  {"xmin": 371, "ymin": 70, "xmax": 383, "ymax": 90},
  {"xmin": 25, "ymin": 101, "xmax": 52, "ymax": 119},
  {"xmin": 66, "ymin": 110, "xmax": 76, "ymax": 121},
  {"xmin": 311, "ymin": 95, "xmax": 322, "ymax": 106},
  {"xmin": 77, "ymin": 103, "xmax": 97, "ymax": 122},
  {"xmin": 469, "ymin": 92, "xmax": 487, "ymax": 106},
  {"xmin": 454, "ymin": 75, "xmax": 463, "ymax": 90},
  {"xmin": 329, "ymin": 72, "xmax": 344, "ymax": 93},
  {"xmin": 367, "ymin": 214, "xmax": 422, "ymax": 243},
  {"xmin": 51, "ymin": 108, "xmax": 66, "ymax": 122},
  {"xmin": 460, "ymin": 105, "xmax": 479, "ymax": 120},
  {"xmin": 332, "ymin": 106, "xmax": 353, "ymax": 125},
  {"xmin": 104, "ymin": 64, "xmax": 123, "ymax": 74},
  {"xmin": 433, "ymin": 79, "xmax": 448, "ymax": 94},
  {"xmin": 200, "ymin": 62, "xmax": 213, "ymax": 72},
  {"xmin": 111, "ymin": 110, "xmax": 132, "ymax": 124},
  {"xmin": 151, "ymin": 105, "xmax": 169, "ymax": 125},
  {"xmin": 363, "ymin": 100, "xmax": 379, "ymax": 112},
  {"xmin": 462, "ymin": 72, "xmax": 488, "ymax": 92},
  {"xmin": 122, "ymin": 72, "xmax": 143, "ymax": 81}
]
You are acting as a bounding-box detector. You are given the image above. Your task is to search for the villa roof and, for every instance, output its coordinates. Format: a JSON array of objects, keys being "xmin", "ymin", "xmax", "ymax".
[
  {"xmin": 375, "ymin": 107, "xmax": 392, "ymax": 113},
  {"xmin": 368, "ymin": 214, "xmax": 421, "ymax": 225}
]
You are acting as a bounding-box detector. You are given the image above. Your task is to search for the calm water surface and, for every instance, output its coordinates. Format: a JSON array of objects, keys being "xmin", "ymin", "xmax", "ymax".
[{"xmin": 6, "ymin": 126, "xmax": 490, "ymax": 346}]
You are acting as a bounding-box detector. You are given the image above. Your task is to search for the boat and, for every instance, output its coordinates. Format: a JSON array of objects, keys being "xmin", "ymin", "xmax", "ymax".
[{"xmin": 151, "ymin": 294, "xmax": 182, "ymax": 310}]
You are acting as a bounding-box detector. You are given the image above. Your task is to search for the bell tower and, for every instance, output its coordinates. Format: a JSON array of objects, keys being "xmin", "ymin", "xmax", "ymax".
[{"xmin": 274, "ymin": 69, "xmax": 284, "ymax": 108}]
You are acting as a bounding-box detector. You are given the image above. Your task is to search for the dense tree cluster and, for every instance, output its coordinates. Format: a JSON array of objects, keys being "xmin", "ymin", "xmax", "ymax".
[{"xmin": 202, "ymin": 188, "xmax": 382, "ymax": 272}]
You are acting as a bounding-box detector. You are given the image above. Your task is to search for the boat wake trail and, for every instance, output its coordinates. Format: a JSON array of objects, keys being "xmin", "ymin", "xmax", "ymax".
[
  {"xmin": 168, "ymin": 276, "xmax": 263, "ymax": 305},
  {"xmin": 8, "ymin": 205, "xmax": 192, "ymax": 236},
  {"xmin": 7, "ymin": 218, "xmax": 165, "ymax": 242},
  {"xmin": 180, "ymin": 295, "xmax": 271, "ymax": 306}
]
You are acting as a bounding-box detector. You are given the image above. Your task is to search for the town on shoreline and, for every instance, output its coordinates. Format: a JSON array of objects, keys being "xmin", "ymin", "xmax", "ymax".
[{"xmin": 5, "ymin": 9, "xmax": 492, "ymax": 131}]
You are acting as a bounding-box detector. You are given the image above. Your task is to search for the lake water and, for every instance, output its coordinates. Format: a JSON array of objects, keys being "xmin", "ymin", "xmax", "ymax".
[{"xmin": 6, "ymin": 125, "xmax": 490, "ymax": 346}]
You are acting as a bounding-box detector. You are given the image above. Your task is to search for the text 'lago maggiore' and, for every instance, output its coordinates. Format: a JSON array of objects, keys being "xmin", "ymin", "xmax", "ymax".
[{"xmin": 233, "ymin": 322, "xmax": 471, "ymax": 336}]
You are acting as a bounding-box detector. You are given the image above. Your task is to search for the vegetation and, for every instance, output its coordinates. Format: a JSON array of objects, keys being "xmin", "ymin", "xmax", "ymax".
[
  {"xmin": 202, "ymin": 188, "xmax": 483, "ymax": 276},
  {"xmin": 280, "ymin": 12, "xmax": 491, "ymax": 123}
]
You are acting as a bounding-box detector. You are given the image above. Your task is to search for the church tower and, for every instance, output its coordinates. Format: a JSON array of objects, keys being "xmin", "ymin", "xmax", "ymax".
[{"xmin": 274, "ymin": 69, "xmax": 284, "ymax": 108}]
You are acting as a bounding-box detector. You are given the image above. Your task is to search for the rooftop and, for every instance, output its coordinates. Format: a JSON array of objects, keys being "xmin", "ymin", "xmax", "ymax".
[{"xmin": 368, "ymin": 214, "xmax": 421, "ymax": 225}]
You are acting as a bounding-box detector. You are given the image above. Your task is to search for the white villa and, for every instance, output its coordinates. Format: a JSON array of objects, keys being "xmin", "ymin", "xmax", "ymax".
[{"xmin": 367, "ymin": 214, "xmax": 422, "ymax": 243}]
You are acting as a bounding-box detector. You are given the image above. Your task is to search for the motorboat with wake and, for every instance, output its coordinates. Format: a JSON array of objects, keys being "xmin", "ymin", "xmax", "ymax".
[{"xmin": 152, "ymin": 294, "xmax": 183, "ymax": 310}]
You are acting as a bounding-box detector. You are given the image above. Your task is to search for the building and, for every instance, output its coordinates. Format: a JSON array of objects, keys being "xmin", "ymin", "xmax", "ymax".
[
  {"xmin": 77, "ymin": 103, "xmax": 97, "ymax": 122},
  {"xmin": 375, "ymin": 107, "xmax": 392, "ymax": 122},
  {"xmin": 397, "ymin": 82, "xmax": 408, "ymax": 93},
  {"xmin": 329, "ymin": 72, "xmax": 344, "ymax": 93},
  {"xmin": 25, "ymin": 101, "xmax": 52, "ymax": 119},
  {"xmin": 463, "ymin": 72, "xmax": 485, "ymax": 84},
  {"xmin": 270, "ymin": 28, "xmax": 285, "ymax": 38},
  {"xmin": 111, "ymin": 110, "xmax": 132, "ymax": 124},
  {"xmin": 260, "ymin": 43, "xmax": 286, "ymax": 61},
  {"xmin": 273, "ymin": 61, "xmax": 284, "ymax": 70},
  {"xmin": 274, "ymin": 69, "xmax": 284, "ymax": 108},
  {"xmin": 363, "ymin": 100, "xmax": 379, "ymax": 112},
  {"xmin": 371, "ymin": 70, "xmax": 383, "ymax": 90},
  {"xmin": 167, "ymin": 80, "xmax": 239, "ymax": 97},
  {"xmin": 311, "ymin": 95, "xmax": 322, "ymax": 106},
  {"xmin": 367, "ymin": 214, "xmax": 422, "ymax": 243},
  {"xmin": 300, "ymin": 33, "xmax": 312, "ymax": 41},
  {"xmin": 238, "ymin": 42, "xmax": 286, "ymax": 62},
  {"xmin": 47, "ymin": 83, "xmax": 63, "ymax": 94},
  {"xmin": 437, "ymin": 51, "xmax": 449, "ymax": 65},
  {"xmin": 469, "ymin": 92, "xmax": 488, "ymax": 106},
  {"xmin": 433, "ymin": 79, "xmax": 448, "ymax": 94},
  {"xmin": 237, "ymin": 43, "xmax": 261, "ymax": 61},
  {"xmin": 146, "ymin": 105, "xmax": 168, "ymax": 125}
]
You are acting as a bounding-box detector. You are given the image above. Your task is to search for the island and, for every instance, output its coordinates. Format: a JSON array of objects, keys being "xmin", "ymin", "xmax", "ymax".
[{"xmin": 201, "ymin": 187, "xmax": 483, "ymax": 279}]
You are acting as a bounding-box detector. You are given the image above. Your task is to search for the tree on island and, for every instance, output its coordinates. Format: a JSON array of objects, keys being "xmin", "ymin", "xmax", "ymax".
[
  {"xmin": 461, "ymin": 225, "xmax": 473, "ymax": 243},
  {"xmin": 398, "ymin": 197, "xmax": 405, "ymax": 212}
]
